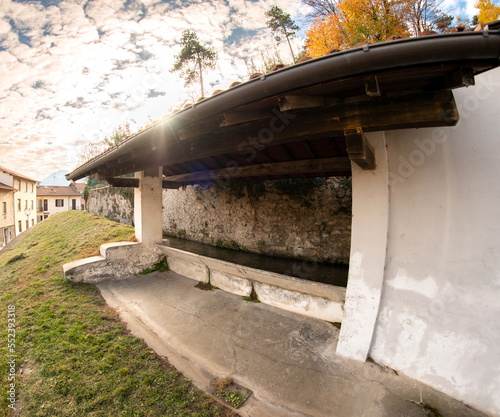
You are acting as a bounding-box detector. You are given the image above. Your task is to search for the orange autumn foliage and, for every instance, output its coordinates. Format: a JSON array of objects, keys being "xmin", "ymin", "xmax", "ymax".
[
  {"xmin": 475, "ymin": 0, "xmax": 500, "ymax": 23},
  {"xmin": 305, "ymin": 0, "xmax": 412, "ymax": 58}
]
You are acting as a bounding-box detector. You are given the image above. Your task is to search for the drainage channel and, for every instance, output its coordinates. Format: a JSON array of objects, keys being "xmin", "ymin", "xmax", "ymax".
[{"xmin": 162, "ymin": 236, "xmax": 348, "ymax": 288}]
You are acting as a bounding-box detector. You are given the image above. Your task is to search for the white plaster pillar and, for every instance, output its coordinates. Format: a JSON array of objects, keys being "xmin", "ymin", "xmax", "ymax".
[
  {"xmin": 134, "ymin": 167, "xmax": 163, "ymax": 244},
  {"xmin": 336, "ymin": 132, "xmax": 389, "ymax": 361}
]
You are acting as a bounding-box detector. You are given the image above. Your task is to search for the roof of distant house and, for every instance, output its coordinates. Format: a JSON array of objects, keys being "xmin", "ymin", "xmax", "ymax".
[
  {"xmin": 71, "ymin": 182, "xmax": 86, "ymax": 193},
  {"xmin": 37, "ymin": 185, "xmax": 81, "ymax": 197},
  {"xmin": 0, "ymin": 182, "xmax": 15, "ymax": 191},
  {"xmin": 0, "ymin": 165, "xmax": 38, "ymax": 183}
]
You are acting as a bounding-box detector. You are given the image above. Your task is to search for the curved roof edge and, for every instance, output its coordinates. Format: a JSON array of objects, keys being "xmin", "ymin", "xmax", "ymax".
[{"xmin": 67, "ymin": 30, "xmax": 500, "ymax": 181}]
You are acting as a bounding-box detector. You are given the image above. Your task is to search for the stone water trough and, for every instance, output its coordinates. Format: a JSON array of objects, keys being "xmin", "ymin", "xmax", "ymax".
[{"xmin": 63, "ymin": 241, "xmax": 345, "ymax": 323}]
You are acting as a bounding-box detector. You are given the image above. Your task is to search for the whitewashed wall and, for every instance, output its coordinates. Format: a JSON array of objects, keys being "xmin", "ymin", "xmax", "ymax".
[{"xmin": 369, "ymin": 68, "xmax": 500, "ymax": 415}]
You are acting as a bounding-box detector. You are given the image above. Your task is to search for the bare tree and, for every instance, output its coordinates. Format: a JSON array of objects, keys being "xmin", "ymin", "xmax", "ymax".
[
  {"xmin": 409, "ymin": 0, "xmax": 453, "ymax": 34},
  {"xmin": 302, "ymin": 0, "xmax": 338, "ymax": 21}
]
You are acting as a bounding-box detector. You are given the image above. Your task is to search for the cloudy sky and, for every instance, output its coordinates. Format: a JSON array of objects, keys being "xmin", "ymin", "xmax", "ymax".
[{"xmin": 0, "ymin": 0, "xmax": 482, "ymax": 181}]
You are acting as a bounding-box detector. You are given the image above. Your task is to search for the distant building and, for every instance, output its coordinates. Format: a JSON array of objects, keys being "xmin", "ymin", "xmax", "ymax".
[
  {"xmin": 36, "ymin": 184, "xmax": 83, "ymax": 221},
  {"xmin": 70, "ymin": 182, "xmax": 86, "ymax": 211},
  {"xmin": 0, "ymin": 182, "xmax": 15, "ymax": 247},
  {"xmin": 0, "ymin": 165, "xmax": 38, "ymax": 242}
]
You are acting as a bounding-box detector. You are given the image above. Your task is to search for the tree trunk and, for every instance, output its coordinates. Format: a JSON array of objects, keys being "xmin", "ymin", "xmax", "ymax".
[
  {"xmin": 198, "ymin": 58, "xmax": 204, "ymax": 98},
  {"xmin": 286, "ymin": 34, "xmax": 295, "ymax": 63}
]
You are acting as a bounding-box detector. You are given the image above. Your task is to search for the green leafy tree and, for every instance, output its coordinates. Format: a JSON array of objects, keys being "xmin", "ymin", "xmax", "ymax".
[
  {"xmin": 170, "ymin": 29, "xmax": 217, "ymax": 98},
  {"xmin": 265, "ymin": 6, "xmax": 300, "ymax": 62}
]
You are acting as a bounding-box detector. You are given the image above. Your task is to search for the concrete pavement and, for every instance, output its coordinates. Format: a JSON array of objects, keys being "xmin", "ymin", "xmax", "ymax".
[{"xmin": 97, "ymin": 271, "xmax": 488, "ymax": 417}]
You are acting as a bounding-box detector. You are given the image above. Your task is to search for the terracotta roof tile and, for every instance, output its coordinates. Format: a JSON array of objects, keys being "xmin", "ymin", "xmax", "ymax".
[
  {"xmin": 0, "ymin": 165, "xmax": 38, "ymax": 183},
  {"xmin": 37, "ymin": 185, "xmax": 81, "ymax": 197}
]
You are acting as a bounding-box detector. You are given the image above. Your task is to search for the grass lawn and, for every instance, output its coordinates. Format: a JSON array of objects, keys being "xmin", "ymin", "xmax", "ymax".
[{"xmin": 0, "ymin": 211, "xmax": 236, "ymax": 417}]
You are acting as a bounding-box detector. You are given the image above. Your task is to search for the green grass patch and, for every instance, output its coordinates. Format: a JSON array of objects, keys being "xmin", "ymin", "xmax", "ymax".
[{"xmin": 0, "ymin": 211, "xmax": 235, "ymax": 417}]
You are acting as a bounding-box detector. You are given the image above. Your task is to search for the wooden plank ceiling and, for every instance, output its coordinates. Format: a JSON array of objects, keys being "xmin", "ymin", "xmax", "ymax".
[{"xmin": 105, "ymin": 63, "xmax": 468, "ymax": 189}]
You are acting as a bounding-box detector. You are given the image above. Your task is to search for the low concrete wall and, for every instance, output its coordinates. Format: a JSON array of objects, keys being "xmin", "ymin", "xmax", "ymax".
[
  {"xmin": 158, "ymin": 244, "xmax": 345, "ymax": 323},
  {"xmin": 87, "ymin": 178, "xmax": 352, "ymax": 263},
  {"xmin": 63, "ymin": 242, "xmax": 162, "ymax": 283}
]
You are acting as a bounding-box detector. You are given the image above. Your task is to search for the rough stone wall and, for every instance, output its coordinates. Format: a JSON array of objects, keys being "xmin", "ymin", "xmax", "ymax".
[
  {"xmin": 87, "ymin": 178, "xmax": 352, "ymax": 262},
  {"xmin": 162, "ymin": 178, "xmax": 352, "ymax": 262},
  {"xmin": 87, "ymin": 187, "xmax": 134, "ymax": 226}
]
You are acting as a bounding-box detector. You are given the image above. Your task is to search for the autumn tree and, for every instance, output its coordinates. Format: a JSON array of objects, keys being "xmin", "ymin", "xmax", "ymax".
[
  {"xmin": 475, "ymin": 0, "xmax": 500, "ymax": 23},
  {"xmin": 265, "ymin": 5, "xmax": 300, "ymax": 62},
  {"xmin": 305, "ymin": 0, "xmax": 411, "ymax": 57},
  {"xmin": 171, "ymin": 30, "xmax": 217, "ymax": 98},
  {"xmin": 304, "ymin": 0, "xmax": 457, "ymax": 58}
]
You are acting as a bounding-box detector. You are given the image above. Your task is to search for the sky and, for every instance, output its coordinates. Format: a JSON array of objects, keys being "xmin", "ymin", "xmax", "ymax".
[{"xmin": 0, "ymin": 0, "xmax": 483, "ymax": 181}]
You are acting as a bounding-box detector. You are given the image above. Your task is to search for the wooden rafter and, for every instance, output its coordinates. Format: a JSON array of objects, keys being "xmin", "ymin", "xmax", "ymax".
[{"xmin": 162, "ymin": 157, "xmax": 351, "ymax": 184}]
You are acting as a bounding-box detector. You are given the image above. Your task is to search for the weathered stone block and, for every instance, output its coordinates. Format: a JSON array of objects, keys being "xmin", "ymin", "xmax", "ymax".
[
  {"xmin": 210, "ymin": 269, "xmax": 252, "ymax": 297},
  {"xmin": 254, "ymin": 281, "xmax": 344, "ymax": 322},
  {"xmin": 167, "ymin": 257, "xmax": 209, "ymax": 283}
]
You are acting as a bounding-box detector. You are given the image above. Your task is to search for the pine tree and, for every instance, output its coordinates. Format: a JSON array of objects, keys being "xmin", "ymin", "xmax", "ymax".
[
  {"xmin": 170, "ymin": 30, "xmax": 217, "ymax": 98},
  {"xmin": 265, "ymin": 6, "xmax": 300, "ymax": 62}
]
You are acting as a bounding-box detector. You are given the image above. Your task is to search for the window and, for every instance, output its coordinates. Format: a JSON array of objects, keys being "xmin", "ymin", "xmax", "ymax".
[
  {"xmin": 31, "ymin": 219, "xmax": 34, "ymax": 226},
  {"xmin": 17, "ymin": 180, "xmax": 21, "ymax": 190},
  {"xmin": 43, "ymin": 199, "xmax": 48, "ymax": 211},
  {"xmin": 25, "ymin": 200, "xmax": 28, "ymax": 210},
  {"xmin": 72, "ymin": 199, "xmax": 77, "ymax": 210},
  {"xmin": 31, "ymin": 184, "xmax": 34, "ymax": 193},
  {"xmin": 55, "ymin": 199, "xmax": 64, "ymax": 207},
  {"xmin": 25, "ymin": 182, "xmax": 28, "ymax": 192},
  {"xmin": 2, "ymin": 202, "xmax": 6, "ymax": 215},
  {"xmin": 17, "ymin": 199, "xmax": 21, "ymax": 211},
  {"xmin": 26, "ymin": 220, "xmax": 29, "ymax": 230},
  {"xmin": 31, "ymin": 200, "xmax": 34, "ymax": 210},
  {"xmin": 18, "ymin": 221, "xmax": 22, "ymax": 232}
]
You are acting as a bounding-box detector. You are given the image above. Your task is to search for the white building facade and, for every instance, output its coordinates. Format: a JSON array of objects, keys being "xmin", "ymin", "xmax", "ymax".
[{"xmin": 36, "ymin": 185, "xmax": 83, "ymax": 221}]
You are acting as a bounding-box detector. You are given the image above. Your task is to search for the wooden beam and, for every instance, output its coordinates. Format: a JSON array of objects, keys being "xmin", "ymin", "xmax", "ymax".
[
  {"xmin": 105, "ymin": 177, "xmax": 140, "ymax": 187},
  {"xmin": 439, "ymin": 67, "xmax": 475, "ymax": 90},
  {"xmin": 162, "ymin": 157, "xmax": 352, "ymax": 184},
  {"xmin": 97, "ymin": 90, "xmax": 458, "ymax": 179},
  {"xmin": 278, "ymin": 95, "xmax": 328, "ymax": 111},
  {"xmin": 219, "ymin": 109, "xmax": 275, "ymax": 127},
  {"xmin": 162, "ymin": 180, "xmax": 185, "ymax": 189},
  {"xmin": 365, "ymin": 75, "xmax": 381, "ymax": 97},
  {"xmin": 345, "ymin": 128, "xmax": 375, "ymax": 170}
]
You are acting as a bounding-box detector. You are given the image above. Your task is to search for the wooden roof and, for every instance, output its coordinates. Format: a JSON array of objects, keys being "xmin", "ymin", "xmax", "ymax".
[{"xmin": 66, "ymin": 30, "xmax": 500, "ymax": 187}]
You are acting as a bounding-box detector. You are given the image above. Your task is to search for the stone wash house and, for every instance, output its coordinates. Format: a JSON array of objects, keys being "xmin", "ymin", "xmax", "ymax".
[
  {"xmin": 64, "ymin": 26, "xmax": 500, "ymax": 416},
  {"xmin": 0, "ymin": 165, "xmax": 38, "ymax": 241}
]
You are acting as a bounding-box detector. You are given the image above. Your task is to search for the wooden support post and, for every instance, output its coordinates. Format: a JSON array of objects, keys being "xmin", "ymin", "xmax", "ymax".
[{"xmin": 345, "ymin": 128, "xmax": 376, "ymax": 170}]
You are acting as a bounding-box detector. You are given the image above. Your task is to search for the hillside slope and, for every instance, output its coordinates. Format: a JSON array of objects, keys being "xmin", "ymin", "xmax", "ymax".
[{"xmin": 0, "ymin": 211, "xmax": 233, "ymax": 417}]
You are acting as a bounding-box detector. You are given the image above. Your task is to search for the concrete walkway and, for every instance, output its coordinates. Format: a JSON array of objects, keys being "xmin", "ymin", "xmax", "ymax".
[{"xmin": 98, "ymin": 271, "xmax": 488, "ymax": 417}]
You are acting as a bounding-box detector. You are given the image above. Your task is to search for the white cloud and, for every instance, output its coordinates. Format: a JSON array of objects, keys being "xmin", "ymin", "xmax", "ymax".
[{"xmin": 0, "ymin": 0, "xmax": 305, "ymax": 179}]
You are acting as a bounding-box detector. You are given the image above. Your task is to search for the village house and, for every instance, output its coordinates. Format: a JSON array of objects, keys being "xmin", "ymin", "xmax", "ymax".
[
  {"xmin": 36, "ymin": 184, "xmax": 83, "ymax": 221},
  {"xmin": 0, "ymin": 181, "xmax": 15, "ymax": 247},
  {"xmin": 64, "ymin": 26, "xmax": 500, "ymax": 416},
  {"xmin": 0, "ymin": 165, "xmax": 38, "ymax": 240}
]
